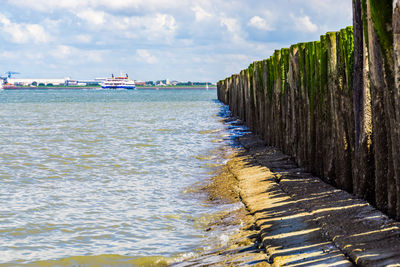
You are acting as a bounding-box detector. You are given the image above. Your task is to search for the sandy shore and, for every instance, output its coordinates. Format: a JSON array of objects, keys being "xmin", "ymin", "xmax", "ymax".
[{"xmin": 175, "ymin": 129, "xmax": 400, "ymax": 266}]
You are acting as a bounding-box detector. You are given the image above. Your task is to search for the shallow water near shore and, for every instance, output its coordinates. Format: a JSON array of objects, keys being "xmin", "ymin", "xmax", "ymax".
[{"xmin": 0, "ymin": 89, "xmax": 245, "ymax": 265}]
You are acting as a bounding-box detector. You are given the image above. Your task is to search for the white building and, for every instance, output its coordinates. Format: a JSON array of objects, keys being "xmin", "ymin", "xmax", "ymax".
[{"xmin": 8, "ymin": 78, "xmax": 68, "ymax": 86}]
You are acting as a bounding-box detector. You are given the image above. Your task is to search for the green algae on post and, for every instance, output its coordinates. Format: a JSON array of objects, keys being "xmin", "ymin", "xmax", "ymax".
[{"xmin": 369, "ymin": 0, "xmax": 393, "ymax": 62}]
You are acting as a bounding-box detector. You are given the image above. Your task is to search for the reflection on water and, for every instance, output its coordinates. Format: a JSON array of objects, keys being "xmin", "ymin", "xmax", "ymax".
[{"xmin": 0, "ymin": 89, "xmax": 246, "ymax": 264}]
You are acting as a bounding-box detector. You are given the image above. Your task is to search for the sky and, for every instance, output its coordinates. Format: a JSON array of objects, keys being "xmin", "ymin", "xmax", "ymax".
[{"xmin": 0, "ymin": 0, "xmax": 352, "ymax": 82}]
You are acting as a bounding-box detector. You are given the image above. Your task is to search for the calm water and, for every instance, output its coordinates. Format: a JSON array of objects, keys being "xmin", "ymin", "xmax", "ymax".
[{"xmin": 0, "ymin": 89, "xmax": 241, "ymax": 265}]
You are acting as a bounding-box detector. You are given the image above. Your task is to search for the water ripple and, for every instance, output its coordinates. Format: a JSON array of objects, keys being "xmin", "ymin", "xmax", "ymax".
[{"xmin": 0, "ymin": 90, "xmax": 237, "ymax": 264}]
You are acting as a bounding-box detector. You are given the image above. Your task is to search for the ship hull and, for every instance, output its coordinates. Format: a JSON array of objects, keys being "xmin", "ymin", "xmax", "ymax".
[{"xmin": 101, "ymin": 85, "xmax": 136, "ymax": 89}]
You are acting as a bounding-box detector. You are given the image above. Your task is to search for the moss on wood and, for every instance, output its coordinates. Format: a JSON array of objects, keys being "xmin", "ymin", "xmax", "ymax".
[
  {"xmin": 281, "ymin": 48, "xmax": 290, "ymax": 94},
  {"xmin": 256, "ymin": 61, "xmax": 264, "ymax": 92},
  {"xmin": 369, "ymin": 0, "xmax": 393, "ymax": 63}
]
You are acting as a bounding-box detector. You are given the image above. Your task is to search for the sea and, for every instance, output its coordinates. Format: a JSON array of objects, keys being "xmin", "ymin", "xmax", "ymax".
[{"xmin": 0, "ymin": 89, "xmax": 246, "ymax": 266}]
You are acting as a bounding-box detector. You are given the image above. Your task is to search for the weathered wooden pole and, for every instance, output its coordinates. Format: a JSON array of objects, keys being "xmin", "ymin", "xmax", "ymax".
[{"xmin": 352, "ymin": 0, "xmax": 374, "ymax": 204}]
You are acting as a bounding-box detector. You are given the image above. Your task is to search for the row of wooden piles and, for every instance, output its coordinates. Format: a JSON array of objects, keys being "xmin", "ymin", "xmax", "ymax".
[{"xmin": 217, "ymin": 0, "xmax": 400, "ymax": 219}]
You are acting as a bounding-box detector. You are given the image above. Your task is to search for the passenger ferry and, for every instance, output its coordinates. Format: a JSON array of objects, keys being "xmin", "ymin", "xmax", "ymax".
[{"xmin": 101, "ymin": 74, "xmax": 135, "ymax": 89}]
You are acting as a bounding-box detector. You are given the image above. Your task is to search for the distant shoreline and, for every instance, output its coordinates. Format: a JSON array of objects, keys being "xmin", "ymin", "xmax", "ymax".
[{"xmin": 2, "ymin": 86, "xmax": 217, "ymax": 90}]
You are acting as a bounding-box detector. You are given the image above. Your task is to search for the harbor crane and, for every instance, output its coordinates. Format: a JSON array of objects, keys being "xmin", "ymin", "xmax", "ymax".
[{"xmin": 5, "ymin": 71, "xmax": 19, "ymax": 78}]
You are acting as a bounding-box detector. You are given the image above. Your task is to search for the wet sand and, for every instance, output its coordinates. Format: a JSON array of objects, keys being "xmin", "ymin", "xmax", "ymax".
[
  {"xmin": 173, "ymin": 148, "xmax": 269, "ymax": 267},
  {"xmin": 176, "ymin": 130, "xmax": 400, "ymax": 266}
]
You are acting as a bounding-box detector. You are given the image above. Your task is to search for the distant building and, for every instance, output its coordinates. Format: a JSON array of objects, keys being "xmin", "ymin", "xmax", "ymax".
[
  {"xmin": 65, "ymin": 80, "xmax": 78, "ymax": 86},
  {"xmin": 161, "ymin": 79, "xmax": 170, "ymax": 85},
  {"xmin": 155, "ymin": 80, "xmax": 166, "ymax": 86},
  {"xmin": 135, "ymin": 81, "xmax": 146, "ymax": 86},
  {"xmin": 145, "ymin": 81, "xmax": 154, "ymax": 86},
  {"xmin": 176, "ymin": 81, "xmax": 193, "ymax": 86},
  {"xmin": 74, "ymin": 80, "xmax": 100, "ymax": 86},
  {"xmin": 8, "ymin": 78, "xmax": 68, "ymax": 86}
]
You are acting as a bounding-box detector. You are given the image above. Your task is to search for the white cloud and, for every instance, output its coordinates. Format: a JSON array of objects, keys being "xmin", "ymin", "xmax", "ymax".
[
  {"xmin": 298, "ymin": 0, "xmax": 352, "ymax": 18},
  {"xmin": 220, "ymin": 17, "xmax": 239, "ymax": 34},
  {"xmin": 0, "ymin": 51, "xmax": 16, "ymax": 59},
  {"xmin": 43, "ymin": 18, "xmax": 62, "ymax": 31},
  {"xmin": 180, "ymin": 39, "xmax": 194, "ymax": 46},
  {"xmin": 136, "ymin": 49, "xmax": 158, "ymax": 64},
  {"xmin": 25, "ymin": 24, "xmax": 49, "ymax": 43},
  {"xmin": 7, "ymin": 0, "xmax": 185, "ymax": 13},
  {"xmin": 85, "ymin": 50, "xmax": 106, "ymax": 63},
  {"xmin": 248, "ymin": 16, "xmax": 273, "ymax": 31},
  {"xmin": 75, "ymin": 10, "xmax": 176, "ymax": 41},
  {"xmin": 7, "ymin": 0, "xmax": 85, "ymax": 12},
  {"xmin": 192, "ymin": 6, "xmax": 212, "ymax": 21},
  {"xmin": 50, "ymin": 45, "xmax": 105, "ymax": 63},
  {"xmin": 0, "ymin": 14, "xmax": 11, "ymax": 25},
  {"xmin": 144, "ymin": 13, "xmax": 177, "ymax": 37},
  {"xmin": 50, "ymin": 45, "xmax": 74, "ymax": 59},
  {"xmin": 291, "ymin": 15, "xmax": 318, "ymax": 33},
  {"xmin": 96, "ymin": 0, "xmax": 184, "ymax": 11},
  {"xmin": 77, "ymin": 9, "xmax": 106, "ymax": 26},
  {"xmin": 118, "ymin": 13, "xmax": 177, "ymax": 41},
  {"xmin": 0, "ymin": 14, "xmax": 50, "ymax": 44},
  {"xmin": 76, "ymin": 34, "xmax": 92, "ymax": 43},
  {"xmin": 0, "ymin": 50, "xmax": 44, "ymax": 61},
  {"xmin": 220, "ymin": 16, "xmax": 244, "ymax": 43}
]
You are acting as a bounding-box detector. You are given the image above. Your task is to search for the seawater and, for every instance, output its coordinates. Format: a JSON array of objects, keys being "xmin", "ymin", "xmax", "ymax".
[{"xmin": 0, "ymin": 89, "xmax": 241, "ymax": 265}]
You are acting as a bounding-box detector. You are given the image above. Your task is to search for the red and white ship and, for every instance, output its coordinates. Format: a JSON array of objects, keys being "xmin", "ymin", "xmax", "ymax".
[{"xmin": 101, "ymin": 74, "xmax": 135, "ymax": 89}]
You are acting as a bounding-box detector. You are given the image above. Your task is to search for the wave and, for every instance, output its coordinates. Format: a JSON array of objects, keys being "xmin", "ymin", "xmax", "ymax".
[{"xmin": 6, "ymin": 254, "xmax": 176, "ymax": 267}]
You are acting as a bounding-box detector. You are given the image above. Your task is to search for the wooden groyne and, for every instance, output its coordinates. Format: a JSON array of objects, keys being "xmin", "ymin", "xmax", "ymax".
[{"xmin": 218, "ymin": 0, "xmax": 400, "ymax": 219}]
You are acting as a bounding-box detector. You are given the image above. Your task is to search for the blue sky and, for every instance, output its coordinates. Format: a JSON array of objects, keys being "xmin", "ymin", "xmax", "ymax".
[{"xmin": 0, "ymin": 0, "xmax": 352, "ymax": 82}]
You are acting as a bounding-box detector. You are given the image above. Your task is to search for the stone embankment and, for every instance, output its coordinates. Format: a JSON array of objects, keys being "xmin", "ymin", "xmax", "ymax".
[
  {"xmin": 217, "ymin": 0, "xmax": 400, "ymax": 220},
  {"xmin": 235, "ymin": 134, "xmax": 400, "ymax": 266},
  {"xmin": 177, "ymin": 133, "xmax": 400, "ymax": 266}
]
